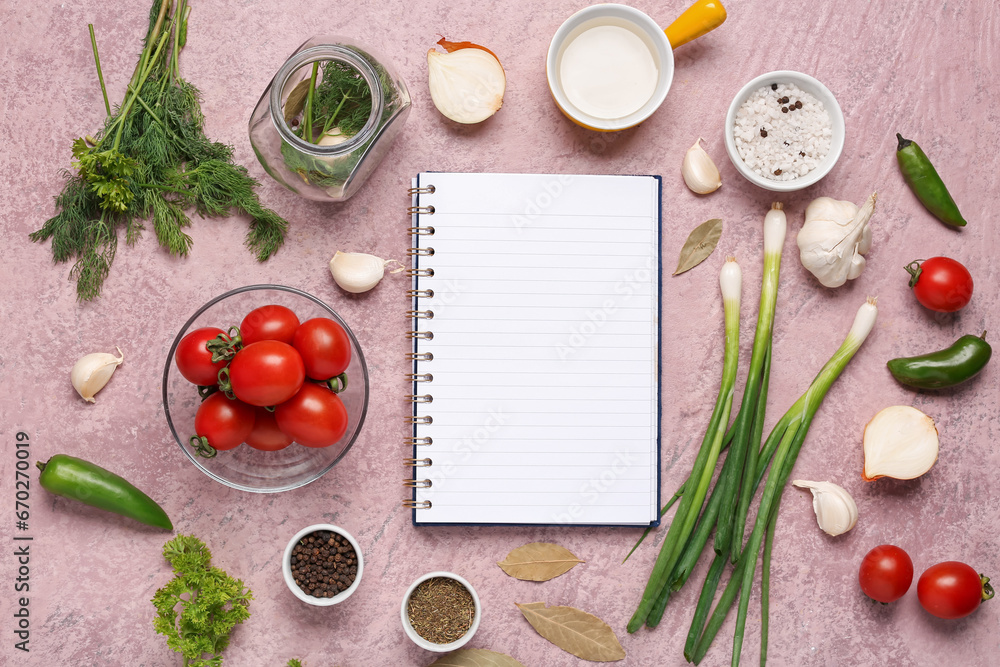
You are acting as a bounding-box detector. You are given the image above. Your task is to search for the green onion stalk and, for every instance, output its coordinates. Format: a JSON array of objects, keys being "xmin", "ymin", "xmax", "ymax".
[
  {"xmin": 689, "ymin": 296, "xmax": 879, "ymax": 666},
  {"xmin": 627, "ymin": 257, "xmax": 743, "ymax": 634},
  {"xmin": 719, "ymin": 202, "xmax": 787, "ymax": 562}
]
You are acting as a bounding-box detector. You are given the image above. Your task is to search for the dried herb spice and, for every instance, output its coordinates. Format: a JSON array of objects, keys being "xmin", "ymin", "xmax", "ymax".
[
  {"xmin": 289, "ymin": 530, "xmax": 357, "ymax": 598},
  {"xmin": 407, "ymin": 577, "xmax": 476, "ymax": 644}
]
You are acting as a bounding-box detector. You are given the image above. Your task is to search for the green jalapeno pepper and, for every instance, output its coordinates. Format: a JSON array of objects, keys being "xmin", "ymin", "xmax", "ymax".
[
  {"xmin": 887, "ymin": 332, "xmax": 991, "ymax": 389},
  {"xmin": 37, "ymin": 454, "xmax": 173, "ymax": 530},
  {"xmin": 896, "ymin": 133, "xmax": 967, "ymax": 228}
]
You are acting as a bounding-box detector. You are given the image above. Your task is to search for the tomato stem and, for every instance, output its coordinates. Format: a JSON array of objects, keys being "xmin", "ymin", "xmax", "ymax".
[
  {"xmin": 206, "ymin": 326, "xmax": 242, "ymax": 362},
  {"xmin": 188, "ymin": 435, "xmax": 217, "ymax": 458},
  {"xmin": 982, "ymin": 574, "xmax": 995, "ymax": 602},
  {"xmin": 323, "ymin": 372, "xmax": 349, "ymax": 393},
  {"xmin": 904, "ymin": 260, "xmax": 925, "ymax": 288}
]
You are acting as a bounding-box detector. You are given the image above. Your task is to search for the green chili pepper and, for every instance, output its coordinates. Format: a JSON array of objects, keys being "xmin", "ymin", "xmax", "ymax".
[
  {"xmin": 36, "ymin": 454, "xmax": 173, "ymax": 530},
  {"xmin": 895, "ymin": 133, "xmax": 967, "ymax": 228},
  {"xmin": 887, "ymin": 332, "xmax": 991, "ymax": 389}
]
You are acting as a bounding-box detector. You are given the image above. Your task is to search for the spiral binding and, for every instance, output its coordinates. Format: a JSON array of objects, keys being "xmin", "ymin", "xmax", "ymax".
[
  {"xmin": 407, "ymin": 181, "xmax": 437, "ymax": 510},
  {"xmin": 404, "ymin": 458, "xmax": 432, "ymax": 467},
  {"xmin": 403, "ymin": 500, "xmax": 432, "ymax": 509}
]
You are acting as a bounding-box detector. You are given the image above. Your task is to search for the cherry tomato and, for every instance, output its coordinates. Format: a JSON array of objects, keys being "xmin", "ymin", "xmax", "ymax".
[
  {"xmin": 906, "ymin": 257, "xmax": 974, "ymax": 313},
  {"xmin": 275, "ymin": 383, "xmax": 348, "ymax": 448},
  {"xmin": 858, "ymin": 544, "xmax": 913, "ymax": 603},
  {"xmin": 918, "ymin": 561, "xmax": 994, "ymax": 619},
  {"xmin": 175, "ymin": 327, "xmax": 228, "ymax": 386},
  {"xmin": 240, "ymin": 304, "xmax": 300, "ymax": 346},
  {"xmin": 194, "ymin": 392, "xmax": 255, "ymax": 451},
  {"xmin": 245, "ymin": 407, "xmax": 294, "ymax": 452},
  {"xmin": 228, "ymin": 340, "xmax": 305, "ymax": 407},
  {"xmin": 292, "ymin": 318, "xmax": 352, "ymax": 381}
]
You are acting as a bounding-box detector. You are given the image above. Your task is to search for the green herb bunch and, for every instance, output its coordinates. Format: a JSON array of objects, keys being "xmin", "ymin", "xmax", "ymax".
[
  {"xmin": 152, "ymin": 534, "xmax": 252, "ymax": 667},
  {"xmin": 279, "ymin": 55, "xmax": 400, "ymax": 191},
  {"xmin": 31, "ymin": 0, "xmax": 289, "ymax": 301}
]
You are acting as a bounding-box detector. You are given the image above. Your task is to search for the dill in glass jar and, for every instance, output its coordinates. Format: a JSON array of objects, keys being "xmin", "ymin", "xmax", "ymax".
[{"xmin": 249, "ymin": 37, "xmax": 411, "ymax": 201}]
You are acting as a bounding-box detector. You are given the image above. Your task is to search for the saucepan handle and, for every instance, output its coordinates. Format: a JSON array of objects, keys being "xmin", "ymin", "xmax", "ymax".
[{"xmin": 664, "ymin": 0, "xmax": 728, "ymax": 49}]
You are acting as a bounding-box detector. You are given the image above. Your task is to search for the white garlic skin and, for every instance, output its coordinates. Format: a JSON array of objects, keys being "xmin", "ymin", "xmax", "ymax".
[
  {"xmin": 797, "ymin": 193, "xmax": 877, "ymax": 288},
  {"xmin": 329, "ymin": 251, "xmax": 389, "ymax": 293},
  {"xmin": 682, "ymin": 138, "xmax": 722, "ymax": 194},
  {"xmin": 71, "ymin": 347, "xmax": 124, "ymax": 403},
  {"xmin": 863, "ymin": 405, "xmax": 939, "ymax": 481},
  {"xmin": 792, "ymin": 479, "xmax": 859, "ymax": 536}
]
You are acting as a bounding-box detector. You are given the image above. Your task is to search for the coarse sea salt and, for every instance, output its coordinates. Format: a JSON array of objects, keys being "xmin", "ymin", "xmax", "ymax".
[{"xmin": 733, "ymin": 83, "xmax": 832, "ymax": 181}]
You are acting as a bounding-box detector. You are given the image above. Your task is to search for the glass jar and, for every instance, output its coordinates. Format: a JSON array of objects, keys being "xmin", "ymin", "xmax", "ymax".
[{"xmin": 249, "ymin": 36, "xmax": 411, "ymax": 202}]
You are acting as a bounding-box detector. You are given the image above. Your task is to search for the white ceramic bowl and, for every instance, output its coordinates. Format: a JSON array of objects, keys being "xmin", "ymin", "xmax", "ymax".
[
  {"xmin": 401, "ymin": 571, "xmax": 481, "ymax": 652},
  {"xmin": 724, "ymin": 70, "xmax": 845, "ymax": 192},
  {"xmin": 546, "ymin": 4, "xmax": 674, "ymax": 131},
  {"xmin": 282, "ymin": 524, "xmax": 363, "ymax": 606}
]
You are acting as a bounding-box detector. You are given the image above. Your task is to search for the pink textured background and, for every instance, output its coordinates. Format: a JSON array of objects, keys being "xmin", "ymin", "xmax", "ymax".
[{"xmin": 2, "ymin": 1, "xmax": 998, "ymax": 665}]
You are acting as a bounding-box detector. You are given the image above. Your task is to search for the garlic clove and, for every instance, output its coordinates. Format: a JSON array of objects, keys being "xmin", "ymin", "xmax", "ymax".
[
  {"xmin": 427, "ymin": 38, "xmax": 506, "ymax": 124},
  {"xmin": 863, "ymin": 405, "xmax": 939, "ymax": 481},
  {"xmin": 317, "ymin": 128, "xmax": 348, "ymax": 146},
  {"xmin": 329, "ymin": 251, "xmax": 404, "ymax": 293},
  {"xmin": 792, "ymin": 479, "xmax": 859, "ymax": 536},
  {"xmin": 71, "ymin": 347, "xmax": 124, "ymax": 403},
  {"xmin": 682, "ymin": 138, "xmax": 722, "ymax": 194}
]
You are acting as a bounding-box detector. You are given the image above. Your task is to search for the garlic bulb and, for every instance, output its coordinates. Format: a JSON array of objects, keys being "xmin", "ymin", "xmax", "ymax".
[
  {"xmin": 792, "ymin": 480, "xmax": 859, "ymax": 536},
  {"xmin": 797, "ymin": 192, "xmax": 877, "ymax": 288},
  {"xmin": 682, "ymin": 138, "xmax": 722, "ymax": 194},
  {"xmin": 427, "ymin": 38, "xmax": 506, "ymax": 124},
  {"xmin": 317, "ymin": 128, "xmax": 348, "ymax": 146},
  {"xmin": 329, "ymin": 251, "xmax": 404, "ymax": 293},
  {"xmin": 71, "ymin": 347, "xmax": 124, "ymax": 403},
  {"xmin": 863, "ymin": 405, "xmax": 939, "ymax": 481}
]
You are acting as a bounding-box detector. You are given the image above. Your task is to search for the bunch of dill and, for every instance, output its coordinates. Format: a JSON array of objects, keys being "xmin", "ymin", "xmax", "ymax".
[{"xmin": 31, "ymin": 0, "xmax": 289, "ymax": 301}]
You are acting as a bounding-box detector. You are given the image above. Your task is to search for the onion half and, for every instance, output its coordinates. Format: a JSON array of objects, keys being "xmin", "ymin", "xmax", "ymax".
[{"xmin": 427, "ymin": 38, "xmax": 506, "ymax": 124}]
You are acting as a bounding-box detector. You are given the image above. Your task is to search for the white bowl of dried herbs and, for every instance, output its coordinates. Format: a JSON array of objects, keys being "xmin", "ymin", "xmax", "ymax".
[
  {"xmin": 401, "ymin": 571, "xmax": 481, "ymax": 651},
  {"xmin": 282, "ymin": 524, "xmax": 363, "ymax": 606}
]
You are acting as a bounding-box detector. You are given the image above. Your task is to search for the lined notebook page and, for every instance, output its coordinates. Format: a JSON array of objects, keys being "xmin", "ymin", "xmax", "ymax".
[{"xmin": 410, "ymin": 173, "xmax": 660, "ymax": 526}]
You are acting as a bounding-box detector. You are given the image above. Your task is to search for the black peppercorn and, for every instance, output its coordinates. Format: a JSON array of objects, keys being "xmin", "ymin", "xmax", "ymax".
[
  {"xmin": 795, "ymin": 100, "xmax": 803, "ymax": 109},
  {"xmin": 781, "ymin": 107, "xmax": 788, "ymax": 113},
  {"xmin": 771, "ymin": 83, "xmax": 778, "ymax": 91},
  {"xmin": 774, "ymin": 169, "xmax": 783, "ymax": 176},
  {"xmin": 760, "ymin": 128, "xmax": 768, "ymax": 138}
]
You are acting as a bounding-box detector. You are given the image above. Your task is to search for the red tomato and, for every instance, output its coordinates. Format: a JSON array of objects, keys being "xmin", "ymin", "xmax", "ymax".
[
  {"xmin": 194, "ymin": 392, "xmax": 255, "ymax": 451},
  {"xmin": 918, "ymin": 561, "xmax": 993, "ymax": 619},
  {"xmin": 245, "ymin": 407, "xmax": 294, "ymax": 452},
  {"xmin": 858, "ymin": 544, "xmax": 913, "ymax": 603},
  {"xmin": 292, "ymin": 318, "xmax": 352, "ymax": 381},
  {"xmin": 228, "ymin": 341, "xmax": 305, "ymax": 407},
  {"xmin": 275, "ymin": 383, "xmax": 348, "ymax": 448},
  {"xmin": 240, "ymin": 304, "xmax": 300, "ymax": 345},
  {"xmin": 907, "ymin": 257, "xmax": 974, "ymax": 313},
  {"xmin": 175, "ymin": 327, "xmax": 228, "ymax": 386}
]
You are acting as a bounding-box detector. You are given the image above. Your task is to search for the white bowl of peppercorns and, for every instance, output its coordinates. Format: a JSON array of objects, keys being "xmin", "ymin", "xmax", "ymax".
[{"xmin": 283, "ymin": 524, "xmax": 363, "ymax": 606}]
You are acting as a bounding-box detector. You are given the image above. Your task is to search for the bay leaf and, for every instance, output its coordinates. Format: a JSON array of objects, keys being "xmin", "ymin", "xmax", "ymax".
[
  {"xmin": 283, "ymin": 79, "xmax": 313, "ymax": 126},
  {"xmin": 426, "ymin": 648, "xmax": 527, "ymax": 667},
  {"xmin": 673, "ymin": 218, "xmax": 723, "ymax": 275},
  {"xmin": 497, "ymin": 542, "xmax": 584, "ymax": 581},
  {"xmin": 515, "ymin": 602, "xmax": 626, "ymax": 662}
]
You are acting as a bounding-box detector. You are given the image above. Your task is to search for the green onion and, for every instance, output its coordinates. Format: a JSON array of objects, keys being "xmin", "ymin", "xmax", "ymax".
[
  {"xmin": 690, "ymin": 297, "xmax": 879, "ymax": 665},
  {"xmin": 716, "ymin": 202, "xmax": 787, "ymax": 562},
  {"xmin": 627, "ymin": 257, "xmax": 742, "ymax": 633}
]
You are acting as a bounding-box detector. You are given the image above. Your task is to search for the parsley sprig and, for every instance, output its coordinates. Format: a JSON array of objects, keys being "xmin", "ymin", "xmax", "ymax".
[{"xmin": 152, "ymin": 534, "xmax": 252, "ymax": 667}]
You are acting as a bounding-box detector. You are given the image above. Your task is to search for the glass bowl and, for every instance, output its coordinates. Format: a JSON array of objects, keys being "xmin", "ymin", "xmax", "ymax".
[{"xmin": 162, "ymin": 285, "xmax": 369, "ymax": 492}]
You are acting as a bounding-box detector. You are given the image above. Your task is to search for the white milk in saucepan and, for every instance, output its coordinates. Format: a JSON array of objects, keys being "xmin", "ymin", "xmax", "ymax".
[{"xmin": 558, "ymin": 20, "xmax": 660, "ymax": 121}]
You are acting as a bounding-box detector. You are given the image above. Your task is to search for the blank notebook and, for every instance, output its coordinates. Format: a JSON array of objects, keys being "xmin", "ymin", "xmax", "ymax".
[{"xmin": 406, "ymin": 172, "xmax": 661, "ymax": 526}]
